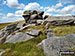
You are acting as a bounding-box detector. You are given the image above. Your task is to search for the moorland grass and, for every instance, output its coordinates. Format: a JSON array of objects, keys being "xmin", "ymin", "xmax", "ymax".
[{"xmin": 0, "ymin": 21, "xmax": 75, "ymax": 56}]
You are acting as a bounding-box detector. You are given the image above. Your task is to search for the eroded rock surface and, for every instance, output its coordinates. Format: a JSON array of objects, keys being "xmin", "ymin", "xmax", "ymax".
[
  {"xmin": 5, "ymin": 32, "xmax": 33, "ymax": 43},
  {"xmin": 45, "ymin": 16, "xmax": 75, "ymax": 25},
  {"xmin": 39, "ymin": 34, "xmax": 75, "ymax": 56},
  {"xmin": 22, "ymin": 10, "xmax": 44, "ymax": 24},
  {"xmin": 26, "ymin": 29, "xmax": 41, "ymax": 37},
  {"xmin": 5, "ymin": 29, "xmax": 41, "ymax": 43}
]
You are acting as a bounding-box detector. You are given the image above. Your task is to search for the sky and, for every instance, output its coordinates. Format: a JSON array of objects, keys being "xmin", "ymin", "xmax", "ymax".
[{"xmin": 0, "ymin": 0, "xmax": 75, "ymax": 23}]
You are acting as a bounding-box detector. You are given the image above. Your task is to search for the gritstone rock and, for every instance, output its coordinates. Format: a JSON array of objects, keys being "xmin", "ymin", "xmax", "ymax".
[{"xmin": 39, "ymin": 34, "xmax": 75, "ymax": 56}]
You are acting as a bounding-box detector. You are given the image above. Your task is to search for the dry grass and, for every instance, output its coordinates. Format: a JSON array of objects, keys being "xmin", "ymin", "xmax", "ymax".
[{"xmin": 0, "ymin": 21, "xmax": 75, "ymax": 56}]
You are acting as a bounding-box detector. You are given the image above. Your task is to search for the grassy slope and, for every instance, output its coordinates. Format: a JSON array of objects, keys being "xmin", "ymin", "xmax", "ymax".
[
  {"xmin": 0, "ymin": 20, "xmax": 25, "ymax": 30},
  {"xmin": 0, "ymin": 21, "xmax": 75, "ymax": 56}
]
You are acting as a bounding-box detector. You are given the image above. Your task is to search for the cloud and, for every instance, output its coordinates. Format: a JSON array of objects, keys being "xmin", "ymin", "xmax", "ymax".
[
  {"xmin": 45, "ymin": 3, "xmax": 63, "ymax": 13},
  {"xmin": 0, "ymin": 2, "xmax": 75, "ymax": 23},
  {"xmin": 7, "ymin": 13, "xmax": 14, "ymax": 17},
  {"xmin": 45, "ymin": 3, "xmax": 75, "ymax": 15},
  {"xmin": 0, "ymin": 13, "xmax": 5, "ymax": 16},
  {"xmin": 58, "ymin": 5, "xmax": 75, "ymax": 14},
  {"xmin": 0, "ymin": 2, "xmax": 41, "ymax": 23},
  {"xmin": 59, "ymin": 0, "xmax": 75, "ymax": 4},
  {"xmin": 0, "ymin": 13, "xmax": 3, "ymax": 15},
  {"xmin": 3, "ymin": 1, "xmax": 6, "ymax": 4},
  {"xmin": 6, "ymin": 0, "xmax": 25, "ymax": 9},
  {"xmin": 0, "ymin": 9, "xmax": 3, "ymax": 11},
  {"xmin": 43, "ymin": 12, "xmax": 51, "ymax": 17},
  {"xmin": 51, "ymin": 3, "xmax": 63, "ymax": 8},
  {"xmin": 15, "ymin": 10, "xmax": 23, "ymax": 17},
  {"xmin": 0, "ymin": 9, "xmax": 24, "ymax": 23},
  {"xmin": 54, "ymin": 14, "xmax": 72, "ymax": 16},
  {"xmin": 24, "ymin": 2, "xmax": 40, "ymax": 10}
]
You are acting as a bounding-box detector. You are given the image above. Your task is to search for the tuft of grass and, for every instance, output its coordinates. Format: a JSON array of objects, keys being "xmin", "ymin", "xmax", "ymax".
[{"xmin": 53, "ymin": 25, "xmax": 75, "ymax": 36}]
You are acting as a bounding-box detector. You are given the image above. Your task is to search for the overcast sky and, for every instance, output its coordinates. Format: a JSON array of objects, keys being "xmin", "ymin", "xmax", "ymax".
[{"xmin": 0, "ymin": 0, "xmax": 75, "ymax": 23}]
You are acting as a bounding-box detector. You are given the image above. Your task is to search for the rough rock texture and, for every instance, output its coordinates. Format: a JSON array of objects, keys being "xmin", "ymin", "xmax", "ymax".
[
  {"xmin": 45, "ymin": 29, "xmax": 54, "ymax": 38},
  {"xmin": 40, "ymin": 34, "xmax": 75, "ymax": 56},
  {"xmin": 0, "ymin": 22, "xmax": 39, "ymax": 44},
  {"xmin": 36, "ymin": 20, "xmax": 43, "ymax": 25},
  {"xmin": 5, "ymin": 32, "xmax": 34, "ymax": 43},
  {"xmin": 26, "ymin": 29, "xmax": 41, "ymax": 37},
  {"xmin": 16, "ymin": 23, "xmax": 25, "ymax": 29},
  {"xmin": 5, "ymin": 29, "xmax": 41, "ymax": 43},
  {"xmin": 22, "ymin": 10, "xmax": 44, "ymax": 24},
  {"xmin": 19, "ymin": 24, "xmax": 36, "ymax": 31},
  {"xmin": 45, "ymin": 16, "xmax": 75, "ymax": 25},
  {"xmin": 0, "ymin": 49, "xmax": 5, "ymax": 56},
  {"xmin": 22, "ymin": 10, "xmax": 75, "ymax": 26},
  {"xmin": 0, "ymin": 23, "xmax": 25, "ymax": 44}
]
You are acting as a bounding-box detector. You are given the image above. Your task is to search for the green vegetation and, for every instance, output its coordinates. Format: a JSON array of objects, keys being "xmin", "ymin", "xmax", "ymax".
[
  {"xmin": 0, "ymin": 23, "xmax": 10, "ymax": 30},
  {"xmin": 0, "ymin": 21, "xmax": 75, "ymax": 56},
  {"xmin": 0, "ymin": 20, "xmax": 25, "ymax": 30},
  {"xmin": 49, "ymin": 25, "xmax": 75, "ymax": 36}
]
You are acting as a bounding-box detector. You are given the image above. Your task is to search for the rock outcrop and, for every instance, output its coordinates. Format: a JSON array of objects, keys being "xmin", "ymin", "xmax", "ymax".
[
  {"xmin": 5, "ymin": 29, "xmax": 41, "ymax": 43},
  {"xmin": 45, "ymin": 16, "xmax": 75, "ymax": 25},
  {"xmin": 0, "ymin": 23, "xmax": 37, "ymax": 44},
  {"xmin": 5, "ymin": 32, "xmax": 33, "ymax": 43},
  {"xmin": 0, "ymin": 23, "xmax": 26, "ymax": 44},
  {"xmin": 38, "ymin": 29, "xmax": 75, "ymax": 56},
  {"xmin": 22, "ymin": 10, "xmax": 44, "ymax": 24},
  {"xmin": 22, "ymin": 10, "xmax": 75, "ymax": 26}
]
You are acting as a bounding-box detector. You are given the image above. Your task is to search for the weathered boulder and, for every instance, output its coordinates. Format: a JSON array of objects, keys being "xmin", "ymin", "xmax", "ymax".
[
  {"xmin": 42, "ymin": 20, "xmax": 48, "ymax": 25},
  {"xmin": 50, "ymin": 19, "xmax": 75, "ymax": 25},
  {"xmin": 0, "ymin": 23, "xmax": 25, "ymax": 44},
  {"xmin": 22, "ymin": 10, "xmax": 44, "ymax": 24},
  {"xmin": 26, "ymin": 29, "xmax": 41, "ymax": 37},
  {"xmin": 22, "ymin": 14, "xmax": 30, "ymax": 23},
  {"xmin": 36, "ymin": 20, "xmax": 44, "ymax": 25},
  {"xmin": 39, "ymin": 34, "xmax": 75, "ymax": 56},
  {"xmin": 5, "ymin": 32, "xmax": 34, "ymax": 43},
  {"xmin": 45, "ymin": 16, "xmax": 75, "ymax": 25},
  {"xmin": 5, "ymin": 29, "xmax": 41, "ymax": 43},
  {"xmin": 5, "ymin": 24, "xmax": 18, "ymax": 31},
  {"xmin": 16, "ymin": 23, "xmax": 25, "ymax": 29}
]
